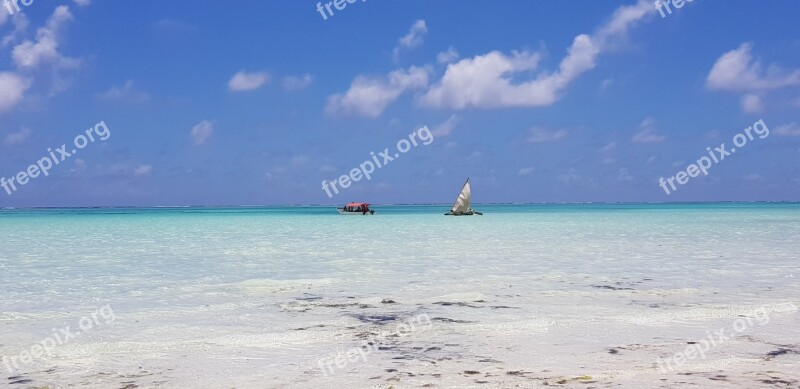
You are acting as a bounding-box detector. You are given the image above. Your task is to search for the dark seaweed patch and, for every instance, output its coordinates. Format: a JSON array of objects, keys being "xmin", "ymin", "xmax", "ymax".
[
  {"xmin": 592, "ymin": 285, "xmax": 634, "ymax": 291},
  {"xmin": 354, "ymin": 314, "xmax": 398, "ymax": 324},
  {"xmin": 766, "ymin": 348, "xmax": 794, "ymax": 357},
  {"xmin": 432, "ymin": 317, "xmax": 475, "ymax": 324},
  {"xmin": 759, "ymin": 379, "xmax": 794, "ymax": 385},
  {"xmin": 296, "ymin": 295, "xmax": 323, "ymax": 301},
  {"xmin": 434, "ymin": 301, "xmax": 482, "ymax": 308}
]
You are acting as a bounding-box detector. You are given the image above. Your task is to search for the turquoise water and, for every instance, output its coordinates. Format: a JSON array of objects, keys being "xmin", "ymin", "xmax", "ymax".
[{"xmin": 1, "ymin": 204, "xmax": 799, "ymax": 388}]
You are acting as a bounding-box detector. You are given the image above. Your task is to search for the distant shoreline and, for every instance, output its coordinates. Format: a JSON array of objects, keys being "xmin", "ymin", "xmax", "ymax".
[{"xmin": 2, "ymin": 201, "xmax": 799, "ymax": 211}]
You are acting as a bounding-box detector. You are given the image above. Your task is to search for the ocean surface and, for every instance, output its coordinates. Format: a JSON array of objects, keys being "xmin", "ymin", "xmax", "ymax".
[{"xmin": 1, "ymin": 203, "xmax": 798, "ymax": 388}]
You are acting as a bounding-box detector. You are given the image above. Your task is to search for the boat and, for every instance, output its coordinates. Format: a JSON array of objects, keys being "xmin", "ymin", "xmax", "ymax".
[
  {"xmin": 338, "ymin": 202, "xmax": 376, "ymax": 215},
  {"xmin": 444, "ymin": 178, "xmax": 483, "ymax": 216}
]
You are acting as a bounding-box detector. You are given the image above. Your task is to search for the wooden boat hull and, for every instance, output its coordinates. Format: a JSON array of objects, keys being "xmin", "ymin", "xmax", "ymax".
[{"xmin": 337, "ymin": 209, "xmax": 375, "ymax": 215}]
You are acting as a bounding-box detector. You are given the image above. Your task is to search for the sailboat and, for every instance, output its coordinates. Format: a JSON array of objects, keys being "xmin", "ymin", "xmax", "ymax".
[{"xmin": 444, "ymin": 178, "xmax": 483, "ymax": 216}]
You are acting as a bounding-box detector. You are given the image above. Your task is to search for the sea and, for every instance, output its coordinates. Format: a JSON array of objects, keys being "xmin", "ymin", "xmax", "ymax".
[{"xmin": 1, "ymin": 203, "xmax": 798, "ymax": 388}]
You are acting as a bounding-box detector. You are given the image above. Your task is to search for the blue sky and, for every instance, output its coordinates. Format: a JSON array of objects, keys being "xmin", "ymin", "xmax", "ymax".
[{"xmin": 0, "ymin": 0, "xmax": 799, "ymax": 207}]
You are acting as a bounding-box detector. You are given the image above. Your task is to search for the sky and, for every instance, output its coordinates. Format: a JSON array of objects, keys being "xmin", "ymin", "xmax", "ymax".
[{"xmin": 0, "ymin": 0, "xmax": 799, "ymax": 207}]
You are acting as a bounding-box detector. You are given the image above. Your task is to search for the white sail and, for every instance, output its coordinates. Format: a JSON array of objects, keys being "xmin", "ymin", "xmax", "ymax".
[{"xmin": 450, "ymin": 179, "xmax": 471, "ymax": 214}]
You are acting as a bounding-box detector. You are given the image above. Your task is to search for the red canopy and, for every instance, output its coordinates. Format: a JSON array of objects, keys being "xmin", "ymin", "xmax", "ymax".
[{"xmin": 345, "ymin": 202, "xmax": 369, "ymax": 207}]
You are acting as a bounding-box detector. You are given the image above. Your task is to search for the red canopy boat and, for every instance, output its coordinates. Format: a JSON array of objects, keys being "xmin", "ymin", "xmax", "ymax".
[{"xmin": 338, "ymin": 202, "xmax": 375, "ymax": 215}]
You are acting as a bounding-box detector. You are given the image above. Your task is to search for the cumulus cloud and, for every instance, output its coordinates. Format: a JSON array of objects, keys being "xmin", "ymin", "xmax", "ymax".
[
  {"xmin": 3, "ymin": 127, "xmax": 32, "ymax": 146},
  {"xmin": 12, "ymin": 5, "xmax": 80, "ymax": 69},
  {"xmin": 191, "ymin": 120, "xmax": 214, "ymax": 146},
  {"xmin": 518, "ymin": 167, "xmax": 536, "ymax": 176},
  {"xmin": 742, "ymin": 173, "xmax": 765, "ymax": 182},
  {"xmin": 71, "ymin": 158, "xmax": 86, "ymax": 172},
  {"xmin": 98, "ymin": 80, "xmax": 150, "ymax": 102},
  {"xmin": 598, "ymin": 141, "xmax": 617, "ymax": 153},
  {"xmin": 707, "ymin": 43, "xmax": 800, "ymax": 91},
  {"xmin": 0, "ymin": 72, "xmax": 30, "ymax": 113},
  {"xmin": 775, "ymin": 123, "xmax": 800, "ymax": 137},
  {"xmin": 617, "ymin": 168, "xmax": 634, "ymax": 182},
  {"xmin": 282, "ymin": 74, "xmax": 313, "ymax": 91},
  {"xmin": 134, "ymin": 164, "xmax": 153, "ymax": 176},
  {"xmin": 228, "ymin": 70, "xmax": 270, "ymax": 92},
  {"xmin": 325, "ymin": 66, "xmax": 429, "ymax": 117},
  {"xmin": 526, "ymin": 127, "xmax": 568, "ymax": 144},
  {"xmin": 419, "ymin": 0, "xmax": 654, "ymax": 109},
  {"xmin": 558, "ymin": 168, "xmax": 584, "ymax": 185},
  {"xmin": 437, "ymin": 46, "xmax": 459, "ymax": 64},
  {"xmin": 432, "ymin": 114, "xmax": 459, "ymax": 137},
  {"xmin": 740, "ymin": 94, "xmax": 763, "ymax": 114},
  {"xmin": 393, "ymin": 20, "xmax": 427, "ymax": 61},
  {"xmin": 707, "ymin": 43, "xmax": 800, "ymax": 113},
  {"xmin": 2, "ymin": 13, "xmax": 29, "ymax": 48},
  {"xmin": 419, "ymin": 50, "xmax": 547, "ymax": 109},
  {"xmin": 631, "ymin": 117, "xmax": 666, "ymax": 144}
]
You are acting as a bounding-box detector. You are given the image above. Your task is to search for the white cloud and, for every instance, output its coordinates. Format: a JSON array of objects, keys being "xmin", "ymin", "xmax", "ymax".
[
  {"xmin": 419, "ymin": 0, "xmax": 654, "ymax": 109},
  {"xmin": 706, "ymin": 130, "xmax": 722, "ymax": 140},
  {"xmin": 325, "ymin": 66, "xmax": 429, "ymax": 117},
  {"xmin": 98, "ymin": 80, "xmax": 150, "ymax": 102},
  {"xmin": 393, "ymin": 20, "xmax": 427, "ymax": 61},
  {"xmin": 420, "ymin": 50, "xmax": 546, "ymax": 109},
  {"xmin": 594, "ymin": 0, "xmax": 653, "ymax": 41},
  {"xmin": 526, "ymin": 127, "xmax": 568, "ymax": 144},
  {"xmin": 617, "ymin": 168, "xmax": 634, "ymax": 182},
  {"xmin": 437, "ymin": 46, "xmax": 459, "ymax": 64},
  {"xmin": 320, "ymin": 165, "xmax": 337, "ymax": 173},
  {"xmin": 598, "ymin": 141, "xmax": 617, "ymax": 153},
  {"xmin": 740, "ymin": 94, "xmax": 763, "ymax": 114},
  {"xmin": 71, "ymin": 158, "xmax": 86, "ymax": 172},
  {"xmin": 134, "ymin": 164, "xmax": 153, "ymax": 176},
  {"xmin": 3, "ymin": 127, "xmax": 32, "ymax": 146},
  {"xmin": 600, "ymin": 78, "xmax": 613, "ymax": 91},
  {"xmin": 12, "ymin": 6, "xmax": 80, "ymax": 69},
  {"xmin": 742, "ymin": 173, "xmax": 764, "ymax": 182},
  {"xmin": 191, "ymin": 120, "xmax": 213, "ymax": 146},
  {"xmin": 0, "ymin": 72, "xmax": 30, "ymax": 113},
  {"xmin": 282, "ymin": 74, "xmax": 313, "ymax": 91},
  {"xmin": 631, "ymin": 117, "xmax": 666, "ymax": 144},
  {"xmin": 73, "ymin": 0, "xmax": 91, "ymax": 6},
  {"xmin": 518, "ymin": 167, "xmax": 535, "ymax": 176},
  {"xmin": 775, "ymin": 123, "xmax": 800, "ymax": 137},
  {"xmin": 228, "ymin": 70, "xmax": 270, "ymax": 92},
  {"xmin": 558, "ymin": 168, "xmax": 583, "ymax": 184},
  {"xmin": 432, "ymin": 114, "xmax": 459, "ymax": 137},
  {"xmin": 290, "ymin": 155, "xmax": 307, "ymax": 166},
  {"xmin": 2, "ymin": 13, "xmax": 30, "ymax": 48},
  {"xmin": 707, "ymin": 43, "xmax": 800, "ymax": 92}
]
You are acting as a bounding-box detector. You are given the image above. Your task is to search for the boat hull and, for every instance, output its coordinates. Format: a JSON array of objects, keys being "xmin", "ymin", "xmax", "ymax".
[
  {"xmin": 444, "ymin": 210, "xmax": 482, "ymax": 216},
  {"xmin": 337, "ymin": 209, "xmax": 375, "ymax": 215}
]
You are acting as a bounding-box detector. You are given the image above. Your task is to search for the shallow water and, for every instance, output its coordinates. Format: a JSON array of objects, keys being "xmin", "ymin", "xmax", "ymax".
[{"xmin": 1, "ymin": 204, "xmax": 798, "ymax": 388}]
